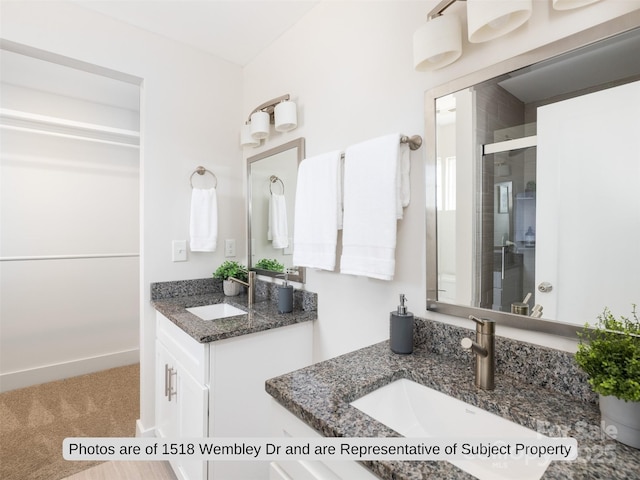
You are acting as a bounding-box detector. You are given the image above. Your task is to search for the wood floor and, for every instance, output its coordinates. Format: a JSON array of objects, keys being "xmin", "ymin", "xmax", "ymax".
[{"xmin": 62, "ymin": 461, "xmax": 176, "ymax": 480}]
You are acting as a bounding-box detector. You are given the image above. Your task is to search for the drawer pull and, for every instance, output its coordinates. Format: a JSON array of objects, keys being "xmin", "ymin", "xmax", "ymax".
[{"xmin": 167, "ymin": 366, "xmax": 177, "ymax": 402}]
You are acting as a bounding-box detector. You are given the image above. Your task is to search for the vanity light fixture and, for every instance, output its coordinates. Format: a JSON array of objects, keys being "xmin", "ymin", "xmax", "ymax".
[
  {"xmin": 241, "ymin": 123, "xmax": 260, "ymax": 147},
  {"xmin": 250, "ymin": 110, "xmax": 270, "ymax": 140},
  {"xmin": 414, "ymin": 0, "xmax": 538, "ymax": 71},
  {"xmin": 552, "ymin": 0, "xmax": 601, "ymax": 10},
  {"xmin": 467, "ymin": 0, "xmax": 532, "ymax": 43},
  {"xmin": 274, "ymin": 100, "xmax": 297, "ymax": 132},
  {"xmin": 240, "ymin": 94, "xmax": 298, "ymax": 147},
  {"xmin": 413, "ymin": 3, "xmax": 462, "ymax": 71}
]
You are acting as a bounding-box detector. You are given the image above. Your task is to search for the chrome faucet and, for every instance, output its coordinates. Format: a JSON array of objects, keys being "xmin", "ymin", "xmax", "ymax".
[
  {"xmin": 460, "ymin": 315, "xmax": 495, "ymax": 390},
  {"xmin": 228, "ymin": 270, "xmax": 256, "ymax": 307}
]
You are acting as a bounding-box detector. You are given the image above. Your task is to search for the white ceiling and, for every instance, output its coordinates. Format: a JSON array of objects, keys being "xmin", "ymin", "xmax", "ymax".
[
  {"xmin": 0, "ymin": 1, "xmax": 319, "ymax": 111},
  {"xmin": 73, "ymin": 0, "xmax": 321, "ymax": 66}
]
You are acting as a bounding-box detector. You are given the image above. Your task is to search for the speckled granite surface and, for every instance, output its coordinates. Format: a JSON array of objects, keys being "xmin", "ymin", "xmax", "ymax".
[
  {"xmin": 266, "ymin": 317, "xmax": 640, "ymax": 480},
  {"xmin": 151, "ymin": 278, "xmax": 317, "ymax": 343},
  {"xmin": 151, "ymin": 277, "xmax": 222, "ymax": 299}
]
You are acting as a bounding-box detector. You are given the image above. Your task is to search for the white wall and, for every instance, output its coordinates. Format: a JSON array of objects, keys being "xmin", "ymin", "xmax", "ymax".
[
  {"xmin": 1, "ymin": 1, "xmax": 243, "ymax": 433},
  {"xmin": 243, "ymin": 0, "xmax": 640, "ymax": 362}
]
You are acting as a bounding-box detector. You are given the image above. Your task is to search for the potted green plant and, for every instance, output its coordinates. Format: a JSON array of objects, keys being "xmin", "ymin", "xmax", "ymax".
[
  {"xmin": 575, "ymin": 305, "xmax": 640, "ymax": 449},
  {"xmin": 213, "ymin": 260, "xmax": 248, "ymax": 296},
  {"xmin": 255, "ymin": 258, "xmax": 284, "ymax": 273}
]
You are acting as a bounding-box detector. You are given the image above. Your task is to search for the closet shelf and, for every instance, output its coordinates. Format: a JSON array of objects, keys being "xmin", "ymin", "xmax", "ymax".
[
  {"xmin": 0, "ymin": 108, "xmax": 140, "ymax": 148},
  {"xmin": 0, "ymin": 253, "xmax": 140, "ymax": 262}
]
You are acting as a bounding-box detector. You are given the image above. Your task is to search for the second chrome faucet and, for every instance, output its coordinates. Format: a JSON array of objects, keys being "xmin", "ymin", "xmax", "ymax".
[
  {"xmin": 461, "ymin": 315, "xmax": 495, "ymax": 390},
  {"xmin": 228, "ymin": 270, "xmax": 256, "ymax": 307}
]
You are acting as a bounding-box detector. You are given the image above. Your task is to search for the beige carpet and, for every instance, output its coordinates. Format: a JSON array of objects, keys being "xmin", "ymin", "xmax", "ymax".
[
  {"xmin": 61, "ymin": 460, "xmax": 176, "ymax": 480},
  {"xmin": 0, "ymin": 364, "xmax": 139, "ymax": 480}
]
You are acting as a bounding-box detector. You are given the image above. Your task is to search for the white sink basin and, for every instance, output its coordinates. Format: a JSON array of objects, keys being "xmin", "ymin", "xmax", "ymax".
[
  {"xmin": 350, "ymin": 379, "xmax": 550, "ymax": 480},
  {"xmin": 186, "ymin": 303, "xmax": 246, "ymax": 321}
]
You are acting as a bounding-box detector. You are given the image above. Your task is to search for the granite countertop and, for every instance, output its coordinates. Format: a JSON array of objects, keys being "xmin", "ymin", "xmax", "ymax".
[
  {"xmin": 152, "ymin": 292, "xmax": 317, "ymax": 344},
  {"xmin": 266, "ymin": 339, "xmax": 640, "ymax": 479}
]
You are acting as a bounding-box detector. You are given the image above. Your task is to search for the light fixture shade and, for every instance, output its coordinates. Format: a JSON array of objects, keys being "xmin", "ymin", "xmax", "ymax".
[
  {"xmin": 413, "ymin": 14, "xmax": 462, "ymax": 71},
  {"xmin": 240, "ymin": 123, "xmax": 260, "ymax": 147},
  {"xmin": 467, "ymin": 0, "xmax": 532, "ymax": 43},
  {"xmin": 250, "ymin": 111, "xmax": 270, "ymax": 140},
  {"xmin": 274, "ymin": 100, "xmax": 297, "ymax": 132},
  {"xmin": 552, "ymin": 0, "xmax": 600, "ymax": 10}
]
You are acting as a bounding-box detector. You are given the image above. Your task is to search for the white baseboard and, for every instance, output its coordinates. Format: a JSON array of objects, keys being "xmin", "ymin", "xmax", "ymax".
[
  {"xmin": 0, "ymin": 348, "xmax": 139, "ymax": 393},
  {"xmin": 136, "ymin": 418, "xmax": 157, "ymax": 438}
]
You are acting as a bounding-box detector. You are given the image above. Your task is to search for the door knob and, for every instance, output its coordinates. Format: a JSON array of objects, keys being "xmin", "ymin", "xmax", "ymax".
[{"xmin": 538, "ymin": 282, "xmax": 553, "ymax": 293}]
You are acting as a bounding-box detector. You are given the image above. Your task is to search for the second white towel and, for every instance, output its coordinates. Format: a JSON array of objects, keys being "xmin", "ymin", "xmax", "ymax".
[
  {"xmin": 340, "ymin": 134, "xmax": 407, "ymax": 280},
  {"xmin": 292, "ymin": 150, "xmax": 342, "ymax": 271},
  {"xmin": 269, "ymin": 193, "xmax": 289, "ymax": 249}
]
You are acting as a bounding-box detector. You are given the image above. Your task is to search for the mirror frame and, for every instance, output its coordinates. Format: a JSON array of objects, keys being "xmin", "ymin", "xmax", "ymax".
[
  {"xmin": 425, "ymin": 13, "xmax": 640, "ymax": 338},
  {"xmin": 247, "ymin": 137, "xmax": 305, "ymax": 283}
]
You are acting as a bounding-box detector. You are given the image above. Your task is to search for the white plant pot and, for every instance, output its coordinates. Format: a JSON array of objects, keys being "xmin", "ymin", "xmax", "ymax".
[
  {"xmin": 223, "ymin": 279, "xmax": 243, "ymax": 297},
  {"xmin": 599, "ymin": 394, "xmax": 640, "ymax": 449}
]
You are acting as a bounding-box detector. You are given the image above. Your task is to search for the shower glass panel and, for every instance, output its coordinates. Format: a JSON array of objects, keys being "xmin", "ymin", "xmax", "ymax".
[{"xmin": 476, "ymin": 143, "xmax": 536, "ymax": 313}]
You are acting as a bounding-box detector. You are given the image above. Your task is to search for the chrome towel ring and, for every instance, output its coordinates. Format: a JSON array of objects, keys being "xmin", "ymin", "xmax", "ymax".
[
  {"xmin": 190, "ymin": 166, "xmax": 217, "ymax": 189},
  {"xmin": 269, "ymin": 175, "xmax": 284, "ymax": 194}
]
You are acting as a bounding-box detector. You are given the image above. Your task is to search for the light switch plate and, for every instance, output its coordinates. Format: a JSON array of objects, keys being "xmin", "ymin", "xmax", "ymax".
[
  {"xmin": 225, "ymin": 239, "xmax": 236, "ymax": 257},
  {"xmin": 172, "ymin": 240, "xmax": 187, "ymax": 262}
]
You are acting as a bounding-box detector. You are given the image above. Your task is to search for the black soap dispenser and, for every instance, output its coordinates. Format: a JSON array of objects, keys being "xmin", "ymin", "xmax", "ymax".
[
  {"xmin": 390, "ymin": 294, "xmax": 414, "ymax": 354},
  {"xmin": 278, "ymin": 271, "xmax": 294, "ymax": 314}
]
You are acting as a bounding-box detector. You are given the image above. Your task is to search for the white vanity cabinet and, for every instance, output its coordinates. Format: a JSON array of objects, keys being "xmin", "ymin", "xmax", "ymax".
[
  {"xmin": 156, "ymin": 314, "xmax": 209, "ymax": 480},
  {"xmin": 269, "ymin": 400, "xmax": 378, "ymax": 480},
  {"xmin": 155, "ymin": 311, "xmax": 313, "ymax": 480}
]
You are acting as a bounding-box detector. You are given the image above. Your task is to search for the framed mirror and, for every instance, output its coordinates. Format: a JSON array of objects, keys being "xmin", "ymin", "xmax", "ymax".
[
  {"xmin": 248, "ymin": 138, "xmax": 305, "ymax": 283},
  {"xmin": 426, "ymin": 18, "xmax": 640, "ymax": 337}
]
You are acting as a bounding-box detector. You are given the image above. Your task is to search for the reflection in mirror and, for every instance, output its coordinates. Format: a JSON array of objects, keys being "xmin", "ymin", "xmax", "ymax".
[
  {"xmin": 248, "ymin": 138, "xmax": 305, "ymax": 283},
  {"xmin": 427, "ymin": 21, "xmax": 640, "ymax": 336}
]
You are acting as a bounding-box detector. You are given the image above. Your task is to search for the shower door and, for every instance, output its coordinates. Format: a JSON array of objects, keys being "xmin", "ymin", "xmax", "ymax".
[{"xmin": 536, "ymin": 80, "xmax": 640, "ymax": 323}]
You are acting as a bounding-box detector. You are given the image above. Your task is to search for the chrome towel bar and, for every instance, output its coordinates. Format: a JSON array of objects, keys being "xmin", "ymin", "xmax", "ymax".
[{"xmin": 339, "ymin": 134, "xmax": 423, "ymax": 160}]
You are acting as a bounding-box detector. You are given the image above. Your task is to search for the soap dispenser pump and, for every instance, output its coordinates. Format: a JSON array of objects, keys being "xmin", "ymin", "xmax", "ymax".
[
  {"xmin": 277, "ymin": 270, "xmax": 294, "ymax": 314},
  {"xmin": 390, "ymin": 294, "xmax": 414, "ymax": 354}
]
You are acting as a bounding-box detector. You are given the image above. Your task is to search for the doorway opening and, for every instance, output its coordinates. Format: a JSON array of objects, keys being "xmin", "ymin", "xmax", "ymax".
[{"xmin": 0, "ymin": 43, "xmax": 142, "ymax": 391}]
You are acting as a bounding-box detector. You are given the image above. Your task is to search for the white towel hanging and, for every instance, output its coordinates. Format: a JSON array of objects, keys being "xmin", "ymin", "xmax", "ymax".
[
  {"xmin": 189, "ymin": 187, "xmax": 218, "ymax": 252},
  {"xmin": 340, "ymin": 133, "xmax": 406, "ymax": 280},
  {"xmin": 269, "ymin": 193, "xmax": 289, "ymax": 249},
  {"xmin": 292, "ymin": 150, "xmax": 342, "ymax": 270}
]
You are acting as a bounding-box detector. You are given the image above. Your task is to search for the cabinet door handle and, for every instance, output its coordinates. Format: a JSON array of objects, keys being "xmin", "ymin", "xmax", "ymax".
[
  {"xmin": 164, "ymin": 363, "xmax": 170, "ymax": 398},
  {"xmin": 167, "ymin": 367, "xmax": 177, "ymax": 402}
]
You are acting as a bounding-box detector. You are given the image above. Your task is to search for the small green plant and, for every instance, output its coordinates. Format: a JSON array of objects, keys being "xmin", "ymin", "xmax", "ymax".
[
  {"xmin": 575, "ymin": 305, "xmax": 640, "ymax": 402},
  {"xmin": 255, "ymin": 258, "xmax": 284, "ymax": 272},
  {"xmin": 213, "ymin": 260, "xmax": 248, "ymax": 282}
]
